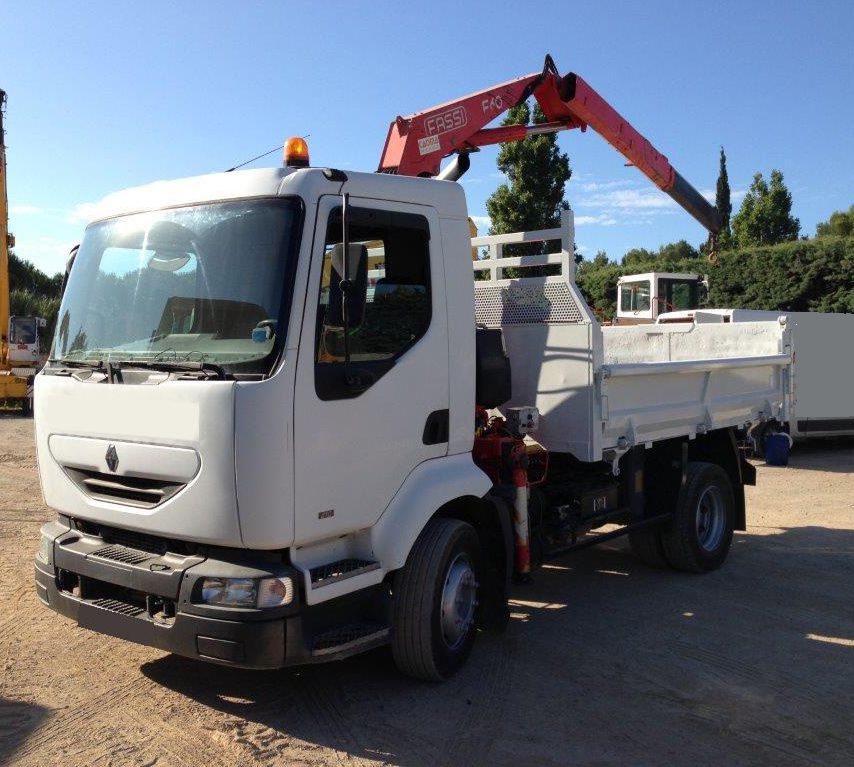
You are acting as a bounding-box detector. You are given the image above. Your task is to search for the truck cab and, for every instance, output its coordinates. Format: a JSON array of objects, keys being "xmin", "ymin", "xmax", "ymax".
[
  {"xmin": 7, "ymin": 314, "xmax": 46, "ymax": 365},
  {"xmin": 34, "ymin": 165, "xmax": 490, "ymax": 673},
  {"xmin": 615, "ymin": 271, "xmax": 706, "ymax": 324}
]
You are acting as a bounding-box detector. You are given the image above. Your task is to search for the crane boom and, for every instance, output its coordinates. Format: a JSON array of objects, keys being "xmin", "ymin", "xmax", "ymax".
[
  {"xmin": 378, "ymin": 55, "xmax": 720, "ymax": 235},
  {"xmin": 1, "ymin": 89, "xmax": 11, "ymax": 366}
]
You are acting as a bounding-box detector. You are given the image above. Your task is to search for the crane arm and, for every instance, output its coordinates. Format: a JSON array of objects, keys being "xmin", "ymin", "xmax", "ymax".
[
  {"xmin": 1, "ymin": 89, "xmax": 11, "ymax": 364},
  {"xmin": 378, "ymin": 55, "xmax": 720, "ymax": 235}
]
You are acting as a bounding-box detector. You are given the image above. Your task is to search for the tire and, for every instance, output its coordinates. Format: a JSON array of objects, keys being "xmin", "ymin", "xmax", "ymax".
[
  {"xmin": 660, "ymin": 461, "xmax": 735, "ymax": 573},
  {"xmin": 392, "ymin": 518, "xmax": 483, "ymax": 681},
  {"xmin": 21, "ymin": 398, "xmax": 32, "ymax": 418},
  {"xmin": 628, "ymin": 527, "xmax": 669, "ymax": 568}
]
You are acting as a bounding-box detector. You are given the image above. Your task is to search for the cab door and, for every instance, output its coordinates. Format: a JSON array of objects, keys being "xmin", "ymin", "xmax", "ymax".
[{"xmin": 292, "ymin": 194, "xmax": 449, "ymax": 544}]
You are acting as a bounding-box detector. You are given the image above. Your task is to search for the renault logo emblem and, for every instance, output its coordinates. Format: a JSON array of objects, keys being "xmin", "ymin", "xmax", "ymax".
[{"xmin": 105, "ymin": 444, "xmax": 119, "ymax": 473}]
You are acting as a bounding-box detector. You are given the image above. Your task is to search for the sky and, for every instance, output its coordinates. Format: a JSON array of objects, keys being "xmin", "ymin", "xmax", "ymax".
[{"xmin": 2, "ymin": 0, "xmax": 853, "ymax": 275}]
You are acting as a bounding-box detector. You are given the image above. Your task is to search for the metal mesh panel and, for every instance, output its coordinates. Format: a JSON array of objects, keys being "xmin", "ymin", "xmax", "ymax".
[
  {"xmin": 91, "ymin": 544, "xmax": 152, "ymax": 566},
  {"xmin": 474, "ymin": 282, "xmax": 585, "ymax": 326},
  {"xmin": 89, "ymin": 597, "xmax": 146, "ymax": 617}
]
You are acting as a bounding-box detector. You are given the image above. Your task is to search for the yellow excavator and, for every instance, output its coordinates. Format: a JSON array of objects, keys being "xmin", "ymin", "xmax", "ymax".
[{"xmin": 1, "ymin": 89, "xmax": 44, "ymax": 416}]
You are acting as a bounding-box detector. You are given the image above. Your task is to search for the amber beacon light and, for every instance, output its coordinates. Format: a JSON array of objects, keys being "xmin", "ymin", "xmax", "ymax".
[{"xmin": 283, "ymin": 137, "xmax": 310, "ymax": 168}]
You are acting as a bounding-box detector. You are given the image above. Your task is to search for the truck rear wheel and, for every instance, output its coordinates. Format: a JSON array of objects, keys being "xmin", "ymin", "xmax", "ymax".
[
  {"xmin": 660, "ymin": 461, "xmax": 735, "ymax": 573},
  {"xmin": 391, "ymin": 518, "xmax": 482, "ymax": 681}
]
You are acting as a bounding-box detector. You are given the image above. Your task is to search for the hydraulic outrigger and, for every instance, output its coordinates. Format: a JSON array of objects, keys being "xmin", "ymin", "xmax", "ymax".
[{"xmin": 379, "ymin": 54, "xmax": 721, "ymax": 237}]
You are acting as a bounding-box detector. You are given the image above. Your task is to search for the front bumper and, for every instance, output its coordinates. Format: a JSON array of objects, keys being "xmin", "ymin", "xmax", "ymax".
[
  {"xmin": 35, "ymin": 558, "xmax": 298, "ymax": 667},
  {"xmin": 33, "ymin": 520, "xmax": 322, "ymax": 669}
]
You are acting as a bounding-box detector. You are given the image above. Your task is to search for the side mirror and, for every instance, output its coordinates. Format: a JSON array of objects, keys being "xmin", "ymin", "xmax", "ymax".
[{"xmin": 327, "ymin": 243, "xmax": 368, "ymax": 329}]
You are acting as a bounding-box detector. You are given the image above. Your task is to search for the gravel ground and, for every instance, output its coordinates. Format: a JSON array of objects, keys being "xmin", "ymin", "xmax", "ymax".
[{"xmin": 1, "ymin": 414, "xmax": 852, "ymax": 766}]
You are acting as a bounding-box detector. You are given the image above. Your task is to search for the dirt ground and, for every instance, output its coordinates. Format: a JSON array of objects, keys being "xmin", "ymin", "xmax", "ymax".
[{"xmin": 0, "ymin": 415, "xmax": 852, "ymax": 767}]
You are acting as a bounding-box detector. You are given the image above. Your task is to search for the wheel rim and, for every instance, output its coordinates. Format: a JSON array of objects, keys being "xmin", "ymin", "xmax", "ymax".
[
  {"xmin": 440, "ymin": 553, "xmax": 477, "ymax": 650},
  {"xmin": 695, "ymin": 485, "xmax": 726, "ymax": 552}
]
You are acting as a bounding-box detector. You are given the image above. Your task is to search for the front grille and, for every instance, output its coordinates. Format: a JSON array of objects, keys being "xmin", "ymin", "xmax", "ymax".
[
  {"xmin": 100, "ymin": 526, "xmax": 169, "ymax": 555},
  {"xmin": 64, "ymin": 468, "xmax": 184, "ymax": 510},
  {"xmin": 90, "ymin": 544, "xmax": 153, "ymax": 566},
  {"xmin": 73, "ymin": 520, "xmax": 196, "ymax": 557}
]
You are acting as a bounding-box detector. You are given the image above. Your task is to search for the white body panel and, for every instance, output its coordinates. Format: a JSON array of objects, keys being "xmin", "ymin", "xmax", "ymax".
[
  {"xmin": 290, "ymin": 453, "xmax": 491, "ymax": 606},
  {"xmin": 601, "ymin": 322, "xmax": 789, "ymax": 449},
  {"xmin": 291, "ymin": 195, "xmax": 451, "ymax": 547},
  {"xmin": 659, "ymin": 308, "xmax": 854, "ymax": 438},
  {"xmin": 35, "ymin": 374, "xmax": 243, "ymax": 545}
]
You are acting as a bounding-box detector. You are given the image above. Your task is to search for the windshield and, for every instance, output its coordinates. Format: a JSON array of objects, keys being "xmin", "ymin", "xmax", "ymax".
[
  {"xmin": 659, "ymin": 278, "xmax": 699, "ymax": 311},
  {"xmin": 620, "ymin": 280, "xmax": 651, "ymax": 312},
  {"xmin": 52, "ymin": 198, "xmax": 302, "ymax": 375},
  {"xmin": 10, "ymin": 317, "xmax": 37, "ymax": 345}
]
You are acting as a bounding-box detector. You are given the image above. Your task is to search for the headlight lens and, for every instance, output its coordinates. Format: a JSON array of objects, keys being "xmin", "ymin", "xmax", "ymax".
[
  {"xmin": 199, "ymin": 576, "xmax": 295, "ymax": 608},
  {"xmin": 200, "ymin": 577, "xmax": 256, "ymax": 606}
]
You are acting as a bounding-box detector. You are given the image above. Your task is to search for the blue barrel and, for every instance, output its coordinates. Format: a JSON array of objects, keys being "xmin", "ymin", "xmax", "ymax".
[{"xmin": 765, "ymin": 433, "xmax": 791, "ymax": 466}]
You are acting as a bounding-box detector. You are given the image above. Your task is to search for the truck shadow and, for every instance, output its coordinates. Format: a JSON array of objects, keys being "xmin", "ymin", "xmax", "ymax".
[
  {"xmin": 0, "ymin": 697, "xmax": 51, "ymax": 765},
  {"xmin": 141, "ymin": 524, "xmax": 854, "ymax": 767}
]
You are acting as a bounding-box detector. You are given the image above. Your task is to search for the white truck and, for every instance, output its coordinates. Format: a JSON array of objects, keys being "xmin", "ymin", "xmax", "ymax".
[
  {"xmin": 33, "ymin": 58, "xmax": 792, "ymax": 679},
  {"xmin": 615, "ymin": 271, "xmax": 707, "ymax": 324}
]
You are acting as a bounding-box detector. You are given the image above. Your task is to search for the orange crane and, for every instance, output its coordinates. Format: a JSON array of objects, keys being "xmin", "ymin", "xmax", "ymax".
[
  {"xmin": 379, "ymin": 54, "xmax": 721, "ymax": 237},
  {"xmin": 1, "ymin": 89, "xmax": 43, "ymax": 415}
]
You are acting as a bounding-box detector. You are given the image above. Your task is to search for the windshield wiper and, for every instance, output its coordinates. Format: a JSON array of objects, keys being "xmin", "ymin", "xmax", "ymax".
[
  {"xmin": 112, "ymin": 359, "xmax": 229, "ymax": 380},
  {"xmin": 49, "ymin": 357, "xmax": 105, "ymax": 369}
]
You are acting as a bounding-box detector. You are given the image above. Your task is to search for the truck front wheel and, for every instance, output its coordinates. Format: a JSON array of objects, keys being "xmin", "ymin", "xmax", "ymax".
[
  {"xmin": 391, "ymin": 518, "xmax": 483, "ymax": 681},
  {"xmin": 660, "ymin": 461, "xmax": 735, "ymax": 573}
]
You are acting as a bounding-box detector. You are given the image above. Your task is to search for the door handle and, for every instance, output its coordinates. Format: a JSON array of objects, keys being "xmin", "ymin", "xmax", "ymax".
[{"xmin": 422, "ymin": 409, "xmax": 449, "ymax": 445}]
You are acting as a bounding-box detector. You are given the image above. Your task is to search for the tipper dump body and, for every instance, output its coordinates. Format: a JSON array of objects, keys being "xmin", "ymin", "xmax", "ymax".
[{"xmin": 473, "ymin": 212, "xmax": 790, "ymax": 463}]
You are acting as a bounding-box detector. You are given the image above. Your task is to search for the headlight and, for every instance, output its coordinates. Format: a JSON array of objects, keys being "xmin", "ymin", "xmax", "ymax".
[
  {"xmin": 198, "ymin": 576, "xmax": 295, "ymax": 608},
  {"xmin": 37, "ymin": 534, "xmax": 53, "ymax": 565}
]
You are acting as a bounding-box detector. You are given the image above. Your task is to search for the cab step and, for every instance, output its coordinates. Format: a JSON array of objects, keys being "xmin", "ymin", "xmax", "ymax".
[
  {"xmin": 311, "ymin": 622, "xmax": 389, "ymax": 658},
  {"xmin": 309, "ymin": 558, "xmax": 380, "ymax": 588}
]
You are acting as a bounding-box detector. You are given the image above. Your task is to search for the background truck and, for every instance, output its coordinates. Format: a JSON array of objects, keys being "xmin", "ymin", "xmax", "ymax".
[
  {"xmin": 35, "ymin": 57, "xmax": 791, "ymax": 680},
  {"xmin": 615, "ymin": 271, "xmax": 707, "ymax": 324}
]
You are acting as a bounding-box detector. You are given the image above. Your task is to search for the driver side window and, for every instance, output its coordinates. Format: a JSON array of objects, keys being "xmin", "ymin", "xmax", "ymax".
[{"xmin": 315, "ymin": 206, "xmax": 432, "ymax": 399}]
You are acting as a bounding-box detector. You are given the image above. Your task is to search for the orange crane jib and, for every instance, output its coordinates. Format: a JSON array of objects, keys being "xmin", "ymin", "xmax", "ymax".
[{"xmin": 378, "ymin": 55, "xmax": 720, "ymax": 235}]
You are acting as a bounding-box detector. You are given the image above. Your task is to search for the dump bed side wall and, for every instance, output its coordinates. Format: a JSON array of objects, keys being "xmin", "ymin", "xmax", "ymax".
[
  {"xmin": 498, "ymin": 321, "xmax": 601, "ymax": 461},
  {"xmin": 601, "ymin": 322, "xmax": 790, "ymax": 450}
]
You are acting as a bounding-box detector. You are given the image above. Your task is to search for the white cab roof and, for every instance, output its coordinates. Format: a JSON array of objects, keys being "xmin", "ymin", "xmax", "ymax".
[
  {"xmin": 81, "ymin": 166, "xmax": 468, "ymax": 223},
  {"xmin": 617, "ymin": 271, "xmax": 703, "ymax": 284}
]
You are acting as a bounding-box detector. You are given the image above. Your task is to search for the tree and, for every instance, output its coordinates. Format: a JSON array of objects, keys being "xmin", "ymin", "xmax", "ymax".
[
  {"xmin": 622, "ymin": 247, "xmax": 656, "ymax": 267},
  {"xmin": 715, "ymin": 147, "xmax": 732, "ymax": 246},
  {"xmin": 815, "ymin": 205, "xmax": 854, "ymax": 238},
  {"xmin": 731, "ymin": 170, "xmax": 800, "ymax": 247},
  {"xmin": 485, "ymin": 101, "xmax": 571, "ymax": 251},
  {"xmin": 622, "ymin": 240, "xmax": 698, "ymax": 268}
]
